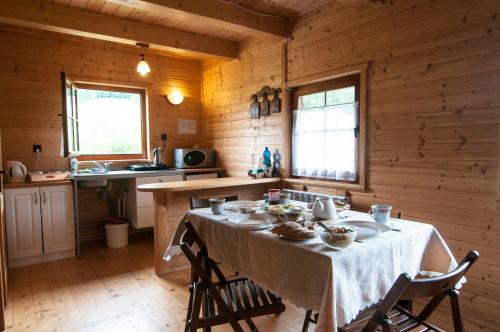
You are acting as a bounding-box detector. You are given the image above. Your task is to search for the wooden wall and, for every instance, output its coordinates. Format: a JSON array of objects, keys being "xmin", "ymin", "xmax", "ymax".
[
  {"xmin": 202, "ymin": 38, "xmax": 284, "ymax": 176},
  {"xmin": 203, "ymin": 0, "xmax": 500, "ymax": 330},
  {"xmin": 0, "ymin": 24, "xmax": 202, "ymax": 171}
]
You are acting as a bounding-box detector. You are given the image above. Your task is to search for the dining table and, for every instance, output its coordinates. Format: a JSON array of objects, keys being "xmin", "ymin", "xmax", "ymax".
[{"xmin": 165, "ymin": 202, "xmax": 460, "ymax": 332}]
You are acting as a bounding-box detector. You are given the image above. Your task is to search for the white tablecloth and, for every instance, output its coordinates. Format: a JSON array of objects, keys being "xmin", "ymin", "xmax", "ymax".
[{"xmin": 165, "ymin": 208, "xmax": 458, "ymax": 331}]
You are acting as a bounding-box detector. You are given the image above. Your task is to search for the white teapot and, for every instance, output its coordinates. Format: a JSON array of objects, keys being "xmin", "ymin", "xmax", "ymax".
[{"xmin": 312, "ymin": 197, "xmax": 337, "ymax": 220}]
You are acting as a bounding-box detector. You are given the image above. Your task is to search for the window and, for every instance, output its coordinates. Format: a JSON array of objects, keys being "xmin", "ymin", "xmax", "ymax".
[
  {"xmin": 61, "ymin": 72, "xmax": 147, "ymax": 159},
  {"xmin": 292, "ymin": 75, "xmax": 360, "ymax": 183}
]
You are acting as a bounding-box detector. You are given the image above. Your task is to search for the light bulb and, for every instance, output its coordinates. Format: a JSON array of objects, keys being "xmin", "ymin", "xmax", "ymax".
[
  {"xmin": 136, "ymin": 54, "xmax": 150, "ymax": 76},
  {"xmin": 167, "ymin": 90, "xmax": 184, "ymax": 105}
]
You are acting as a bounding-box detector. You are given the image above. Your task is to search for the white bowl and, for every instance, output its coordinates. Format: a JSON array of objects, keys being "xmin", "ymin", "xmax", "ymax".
[{"xmin": 319, "ymin": 229, "xmax": 357, "ymax": 248}]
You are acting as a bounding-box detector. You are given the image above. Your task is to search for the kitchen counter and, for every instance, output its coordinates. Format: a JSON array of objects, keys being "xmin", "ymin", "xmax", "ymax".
[
  {"xmin": 140, "ymin": 176, "xmax": 282, "ymax": 275},
  {"xmin": 138, "ymin": 176, "xmax": 280, "ymax": 192},
  {"xmin": 71, "ymin": 167, "xmax": 224, "ymax": 181},
  {"xmin": 4, "ymin": 180, "xmax": 72, "ymax": 189}
]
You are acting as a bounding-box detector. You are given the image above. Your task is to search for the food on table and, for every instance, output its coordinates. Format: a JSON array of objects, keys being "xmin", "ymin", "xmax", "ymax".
[
  {"xmin": 271, "ymin": 222, "xmax": 317, "ymax": 240},
  {"xmin": 327, "ymin": 226, "xmax": 354, "ymax": 233},
  {"xmin": 306, "ymin": 200, "xmax": 350, "ymax": 212},
  {"xmin": 319, "ymin": 225, "xmax": 357, "ymax": 248},
  {"xmin": 334, "ymin": 200, "xmax": 350, "ymax": 211},
  {"xmin": 263, "ymin": 204, "xmax": 303, "ymax": 215}
]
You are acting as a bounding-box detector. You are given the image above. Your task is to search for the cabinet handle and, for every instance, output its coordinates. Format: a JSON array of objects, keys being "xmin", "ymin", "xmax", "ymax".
[
  {"xmin": 42, "ymin": 192, "xmax": 46, "ymax": 204},
  {"xmin": 34, "ymin": 192, "xmax": 38, "ymax": 205}
]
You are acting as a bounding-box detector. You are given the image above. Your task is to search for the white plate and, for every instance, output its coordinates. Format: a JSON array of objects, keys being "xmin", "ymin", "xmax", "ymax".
[
  {"xmin": 228, "ymin": 213, "xmax": 277, "ymax": 230},
  {"xmin": 337, "ymin": 220, "xmax": 390, "ymax": 240},
  {"xmin": 224, "ymin": 200, "xmax": 261, "ymax": 212}
]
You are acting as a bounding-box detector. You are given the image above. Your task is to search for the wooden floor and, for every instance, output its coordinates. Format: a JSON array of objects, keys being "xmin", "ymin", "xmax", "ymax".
[
  {"xmin": 2, "ymin": 235, "xmax": 306, "ymax": 331},
  {"xmin": 2, "ymin": 234, "xmax": 467, "ymax": 332}
]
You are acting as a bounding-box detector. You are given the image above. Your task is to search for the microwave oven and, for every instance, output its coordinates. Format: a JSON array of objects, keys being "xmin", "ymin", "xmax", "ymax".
[{"xmin": 173, "ymin": 148, "xmax": 215, "ymax": 168}]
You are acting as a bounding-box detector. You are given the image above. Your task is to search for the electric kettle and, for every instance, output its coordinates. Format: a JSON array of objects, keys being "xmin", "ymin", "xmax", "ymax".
[{"xmin": 5, "ymin": 161, "xmax": 28, "ymax": 183}]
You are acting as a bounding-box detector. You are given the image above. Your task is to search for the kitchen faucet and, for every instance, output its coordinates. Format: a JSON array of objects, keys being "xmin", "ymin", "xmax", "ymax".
[{"xmin": 91, "ymin": 161, "xmax": 112, "ymax": 173}]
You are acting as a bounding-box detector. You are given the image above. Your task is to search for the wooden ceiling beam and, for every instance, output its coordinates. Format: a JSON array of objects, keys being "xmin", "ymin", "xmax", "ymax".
[
  {"xmin": 105, "ymin": 0, "xmax": 288, "ymax": 40},
  {"xmin": 0, "ymin": 0, "xmax": 239, "ymax": 59}
]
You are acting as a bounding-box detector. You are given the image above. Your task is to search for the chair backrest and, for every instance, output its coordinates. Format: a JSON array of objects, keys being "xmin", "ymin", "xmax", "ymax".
[
  {"xmin": 189, "ymin": 193, "xmax": 240, "ymax": 209},
  {"xmin": 364, "ymin": 251, "xmax": 479, "ymax": 331}
]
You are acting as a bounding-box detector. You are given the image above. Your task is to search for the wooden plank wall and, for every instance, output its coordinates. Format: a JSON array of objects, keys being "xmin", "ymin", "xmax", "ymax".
[
  {"xmin": 202, "ymin": 38, "xmax": 284, "ymax": 175},
  {"xmin": 203, "ymin": 0, "xmax": 500, "ymax": 330},
  {"xmin": 0, "ymin": 24, "xmax": 203, "ymax": 234},
  {"xmin": 0, "ymin": 24, "xmax": 202, "ymax": 171}
]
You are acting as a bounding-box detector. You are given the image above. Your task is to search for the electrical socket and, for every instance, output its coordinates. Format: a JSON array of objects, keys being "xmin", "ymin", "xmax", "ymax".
[
  {"xmin": 33, "ymin": 144, "xmax": 42, "ymax": 152},
  {"xmin": 161, "ymin": 133, "xmax": 168, "ymax": 141}
]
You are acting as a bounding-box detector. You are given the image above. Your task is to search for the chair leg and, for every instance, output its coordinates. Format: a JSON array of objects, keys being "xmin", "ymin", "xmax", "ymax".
[
  {"xmin": 449, "ymin": 290, "xmax": 464, "ymax": 332},
  {"xmin": 302, "ymin": 310, "xmax": 313, "ymax": 332},
  {"xmin": 190, "ymin": 286, "xmax": 203, "ymax": 332},
  {"xmin": 245, "ymin": 318, "xmax": 258, "ymax": 332},
  {"xmin": 185, "ymin": 285, "xmax": 195, "ymax": 332}
]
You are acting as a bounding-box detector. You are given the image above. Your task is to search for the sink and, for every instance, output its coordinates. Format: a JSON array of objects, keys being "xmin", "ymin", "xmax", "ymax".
[{"xmin": 77, "ymin": 178, "xmax": 109, "ymax": 188}]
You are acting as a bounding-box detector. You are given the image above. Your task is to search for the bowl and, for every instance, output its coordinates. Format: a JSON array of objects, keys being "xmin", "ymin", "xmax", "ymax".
[
  {"xmin": 284, "ymin": 208, "xmax": 305, "ymax": 222},
  {"xmin": 239, "ymin": 205, "xmax": 258, "ymax": 214},
  {"xmin": 319, "ymin": 227, "xmax": 357, "ymax": 248}
]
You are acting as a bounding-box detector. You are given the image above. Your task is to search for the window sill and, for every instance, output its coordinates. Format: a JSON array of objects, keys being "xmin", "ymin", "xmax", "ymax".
[{"xmin": 283, "ymin": 178, "xmax": 366, "ymax": 193}]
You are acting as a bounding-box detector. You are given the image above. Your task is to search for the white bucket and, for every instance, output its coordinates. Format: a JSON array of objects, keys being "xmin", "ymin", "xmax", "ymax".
[{"xmin": 104, "ymin": 223, "xmax": 129, "ymax": 248}]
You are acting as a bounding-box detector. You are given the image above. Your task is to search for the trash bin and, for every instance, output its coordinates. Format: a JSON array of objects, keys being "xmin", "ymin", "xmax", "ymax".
[{"xmin": 104, "ymin": 222, "xmax": 129, "ymax": 248}]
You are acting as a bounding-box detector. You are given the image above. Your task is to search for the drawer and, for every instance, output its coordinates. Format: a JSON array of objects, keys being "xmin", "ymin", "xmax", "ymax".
[
  {"xmin": 136, "ymin": 174, "xmax": 183, "ymax": 186},
  {"xmin": 185, "ymin": 173, "xmax": 218, "ymax": 181}
]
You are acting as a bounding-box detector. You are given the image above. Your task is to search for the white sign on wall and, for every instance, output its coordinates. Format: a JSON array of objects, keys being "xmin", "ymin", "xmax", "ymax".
[{"xmin": 178, "ymin": 119, "xmax": 197, "ymax": 134}]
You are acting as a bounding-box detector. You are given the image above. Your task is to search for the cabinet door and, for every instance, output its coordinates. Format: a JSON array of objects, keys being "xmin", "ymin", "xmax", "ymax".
[
  {"xmin": 5, "ymin": 188, "xmax": 43, "ymax": 260},
  {"xmin": 40, "ymin": 185, "xmax": 75, "ymax": 254}
]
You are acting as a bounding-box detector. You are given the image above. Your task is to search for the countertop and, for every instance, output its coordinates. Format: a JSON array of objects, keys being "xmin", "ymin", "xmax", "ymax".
[
  {"xmin": 137, "ymin": 177, "xmax": 281, "ymax": 193},
  {"xmin": 4, "ymin": 180, "xmax": 72, "ymax": 189},
  {"xmin": 71, "ymin": 167, "xmax": 224, "ymax": 181},
  {"xmin": 3, "ymin": 168, "xmax": 225, "ymax": 187}
]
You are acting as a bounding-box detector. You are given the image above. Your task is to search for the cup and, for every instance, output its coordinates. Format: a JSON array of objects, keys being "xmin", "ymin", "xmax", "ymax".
[
  {"xmin": 262, "ymin": 193, "xmax": 270, "ymax": 203},
  {"xmin": 369, "ymin": 204, "xmax": 392, "ymax": 224},
  {"xmin": 279, "ymin": 192, "xmax": 295, "ymax": 205},
  {"xmin": 268, "ymin": 189, "xmax": 281, "ymax": 205},
  {"xmin": 209, "ymin": 198, "xmax": 225, "ymax": 215}
]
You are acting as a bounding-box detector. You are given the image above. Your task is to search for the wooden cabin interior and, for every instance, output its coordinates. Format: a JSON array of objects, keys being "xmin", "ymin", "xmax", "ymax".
[{"xmin": 0, "ymin": 0, "xmax": 498, "ymax": 331}]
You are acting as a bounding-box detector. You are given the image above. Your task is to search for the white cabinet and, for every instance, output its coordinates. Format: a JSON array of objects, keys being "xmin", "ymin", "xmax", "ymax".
[
  {"xmin": 5, "ymin": 187, "xmax": 42, "ymax": 260},
  {"xmin": 128, "ymin": 175, "xmax": 183, "ymax": 229},
  {"xmin": 5, "ymin": 185, "xmax": 74, "ymax": 267},
  {"xmin": 40, "ymin": 186, "xmax": 75, "ymax": 254}
]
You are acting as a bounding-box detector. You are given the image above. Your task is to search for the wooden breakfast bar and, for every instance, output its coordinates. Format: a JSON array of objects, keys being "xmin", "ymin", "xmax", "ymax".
[{"xmin": 138, "ymin": 177, "xmax": 281, "ymax": 275}]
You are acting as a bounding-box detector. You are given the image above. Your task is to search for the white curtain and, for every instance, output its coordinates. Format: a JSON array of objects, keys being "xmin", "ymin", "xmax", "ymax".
[{"xmin": 292, "ymin": 102, "xmax": 358, "ymax": 181}]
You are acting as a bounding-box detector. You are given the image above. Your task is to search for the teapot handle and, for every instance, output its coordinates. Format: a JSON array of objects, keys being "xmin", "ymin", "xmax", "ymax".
[{"xmin": 19, "ymin": 164, "xmax": 28, "ymax": 176}]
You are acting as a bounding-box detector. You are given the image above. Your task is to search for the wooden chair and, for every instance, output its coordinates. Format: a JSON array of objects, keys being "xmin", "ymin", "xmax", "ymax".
[
  {"xmin": 303, "ymin": 251, "xmax": 479, "ymax": 332},
  {"xmin": 180, "ymin": 220, "xmax": 285, "ymax": 332},
  {"xmin": 189, "ymin": 193, "xmax": 240, "ymax": 209}
]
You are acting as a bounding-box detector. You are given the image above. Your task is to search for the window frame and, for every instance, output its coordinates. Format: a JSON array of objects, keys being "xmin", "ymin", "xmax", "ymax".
[
  {"xmin": 282, "ymin": 63, "xmax": 368, "ymax": 192},
  {"xmin": 292, "ymin": 75, "xmax": 360, "ymax": 183},
  {"xmin": 61, "ymin": 73, "xmax": 148, "ymax": 161}
]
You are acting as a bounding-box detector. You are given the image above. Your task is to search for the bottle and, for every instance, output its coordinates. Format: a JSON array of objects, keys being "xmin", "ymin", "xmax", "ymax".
[
  {"xmin": 263, "ymin": 147, "xmax": 272, "ymax": 174},
  {"xmin": 70, "ymin": 156, "xmax": 78, "ymax": 173},
  {"xmin": 272, "ymin": 150, "xmax": 281, "ymax": 177}
]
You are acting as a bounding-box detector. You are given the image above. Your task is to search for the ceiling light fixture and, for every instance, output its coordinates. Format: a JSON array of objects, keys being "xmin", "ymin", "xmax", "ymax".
[{"xmin": 136, "ymin": 53, "xmax": 150, "ymax": 76}]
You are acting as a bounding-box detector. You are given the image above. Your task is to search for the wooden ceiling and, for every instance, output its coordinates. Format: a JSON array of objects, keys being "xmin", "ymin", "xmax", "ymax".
[
  {"xmin": 0, "ymin": 0, "xmax": 341, "ymax": 58},
  {"xmin": 45, "ymin": 0, "xmax": 333, "ymax": 41}
]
